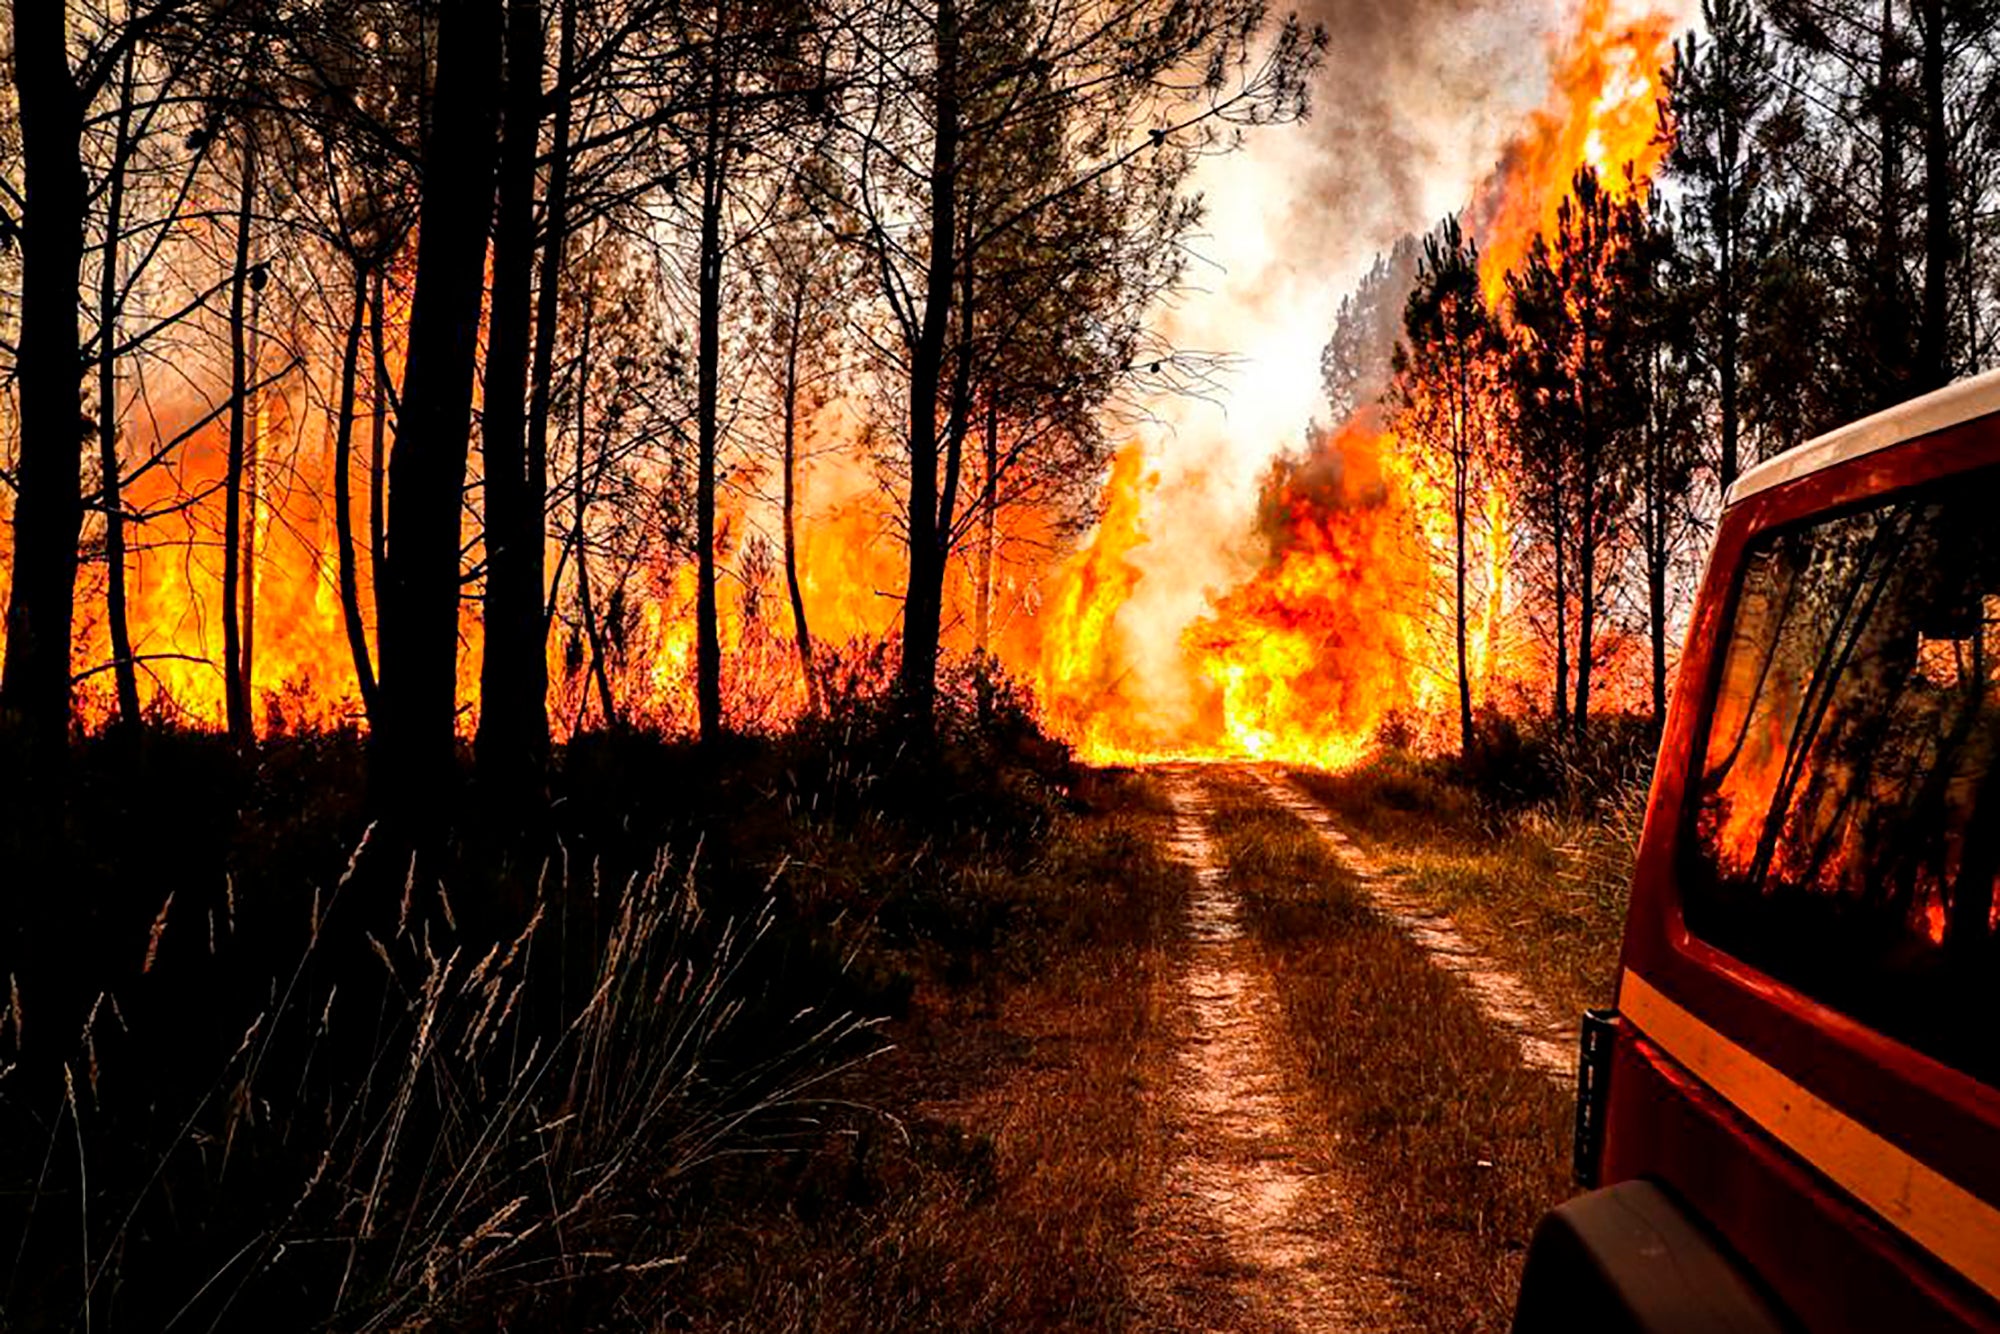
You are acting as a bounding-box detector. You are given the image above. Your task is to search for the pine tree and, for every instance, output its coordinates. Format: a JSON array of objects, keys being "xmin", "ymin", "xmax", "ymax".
[
  {"xmin": 1661, "ymin": 0, "xmax": 1774, "ymax": 488},
  {"xmin": 1506, "ymin": 168, "xmax": 1644, "ymax": 742},
  {"xmin": 1391, "ymin": 217, "xmax": 1500, "ymax": 757}
]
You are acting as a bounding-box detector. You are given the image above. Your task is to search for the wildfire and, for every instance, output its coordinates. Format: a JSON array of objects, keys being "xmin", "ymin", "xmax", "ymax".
[
  {"xmin": 1036, "ymin": 445, "xmax": 1155, "ymax": 760},
  {"xmin": 1182, "ymin": 424, "xmax": 1425, "ymax": 767},
  {"xmin": 1470, "ymin": 0, "xmax": 1681, "ymax": 303},
  {"xmin": 1031, "ymin": 0, "xmax": 1685, "ymax": 767},
  {"xmin": 1, "ymin": 1, "xmax": 1689, "ymax": 761}
]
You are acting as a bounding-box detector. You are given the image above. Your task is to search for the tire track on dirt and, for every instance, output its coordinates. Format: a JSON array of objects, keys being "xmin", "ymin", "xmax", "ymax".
[
  {"xmin": 1138, "ymin": 766, "xmax": 1403, "ymax": 1333},
  {"xmin": 1251, "ymin": 769, "xmax": 1576, "ymax": 1082}
]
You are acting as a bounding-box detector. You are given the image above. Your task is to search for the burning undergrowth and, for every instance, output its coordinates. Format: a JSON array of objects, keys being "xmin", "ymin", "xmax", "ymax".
[
  {"xmin": 1183, "ymin": 419, "xmax": 1426, "ymax": 766},
  {"xmin": 1035, "ymin": 418, "xmax": 1431, "ymax": 767},
  {"xmin": 1032, "ymin": 0, "xmax": 1687, "ymax": 767}
]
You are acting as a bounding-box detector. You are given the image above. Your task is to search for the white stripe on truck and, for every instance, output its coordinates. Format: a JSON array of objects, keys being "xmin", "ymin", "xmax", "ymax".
[{"xmin": 1619, "ymin": 968, "xmax": 2000, "ymax": 1304}]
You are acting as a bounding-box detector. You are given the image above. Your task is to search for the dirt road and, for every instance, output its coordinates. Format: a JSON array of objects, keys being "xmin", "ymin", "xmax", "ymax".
[
  {"xmin": 1133, "ymin": 764, "xmax": 1573, "ymax": 1332},
  {"xmin": 1135, "ymin": 767, "xmax": 1404, "ymax": 1331}
]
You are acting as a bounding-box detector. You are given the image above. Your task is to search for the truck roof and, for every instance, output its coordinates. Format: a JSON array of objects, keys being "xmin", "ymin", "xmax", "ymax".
[{"xmin": 1727, "ymin": 366, "xmax": 2000, "ymax": 507}]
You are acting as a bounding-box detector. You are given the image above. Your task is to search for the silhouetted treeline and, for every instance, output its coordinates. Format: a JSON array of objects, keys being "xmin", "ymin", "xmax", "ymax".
[{"xmin": 0, "ymin": 0, "xmax": 1325, "ymax": 837}]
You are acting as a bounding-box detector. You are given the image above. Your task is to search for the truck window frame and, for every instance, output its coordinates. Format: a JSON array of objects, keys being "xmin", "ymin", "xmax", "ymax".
[{"xmin": 1672, "ymin": 464, "xmax": 2000, "ymax": 1089}]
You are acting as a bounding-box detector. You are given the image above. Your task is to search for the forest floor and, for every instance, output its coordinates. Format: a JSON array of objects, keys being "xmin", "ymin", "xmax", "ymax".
[
  {"xmin": 696, "ymin": 757, "xmax": 1633, "ymax": 1333},
  {"xmin": 0, "ymin": 719, "xmax": 1644, "ymax": 1332}
]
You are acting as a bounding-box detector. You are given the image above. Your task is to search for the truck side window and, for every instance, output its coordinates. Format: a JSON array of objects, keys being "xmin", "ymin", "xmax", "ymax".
[{"xmin": 1685, "ymin": 470, "xmax": 2000, "ymax": 1086}]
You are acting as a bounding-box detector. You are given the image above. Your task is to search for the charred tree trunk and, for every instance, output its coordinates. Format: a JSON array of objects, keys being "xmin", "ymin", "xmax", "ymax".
[
  {"xmin": 1647, "ymin": 524, "xmax": 1669, "ymax": 722},
  {"xmin": 934, "ymin": 250, "xmax": 975, "ymax": 623},
  {"xmin": 1645, "ymin": 352, "xmax": 1670, "ymax": 722},
  {"xmin": 1917, "ymin": 0, "xmax": 1951, "ymax": 392},
  {"xmin": 369, "ymin": 266, "xmax": 389, "ymax": 637},
  {"xmin": 779, "ymin": 281, "xmax": 818, "ymax": 715},
  {"xmin": 1574, "ymin": 427, "xmax": 1597, "ymax": 744},
  {"xmin": 1551, "ymin": 470, "xmax": 1569, "ymax": 726},
  {"xmin": 694, "ymin": 8, "xmax": 735, "ymax": 745},
  {"xmin": 244, "ymin": 283, "xmax": 263, "ymax": 723},
  {"xmin": 98, "ymin": 45, "xmax": 142, "ymax": 731},
  {"xmin": 334, "ymin": 264, "xmax": 379, "ymax": 719},
  {"xmin": 222, "ymin": 136, "xmax": 257, "ymax": 746},
  {"xmin": 1, "ymin": 0, "xmax": 86, "ymax": 806},
  {"xmin": 975, "ymin": 398, "xmax": 997, "ymax": 655},
  {"xmin": 476, "ymin": 0, "xmax": 548, "ymax": 795},
  {"xmin": 572, "ymin": 286, "xmax": 618, "ymax": 729},
  {"xmin": 1453, "ymin": 454, "xmax": 1472, "ymax": 757},
  {"xmin": 373, "ymin": 0, "xmax": 503, "ymax": 823},
  {"xmin": 898, "ymin": 0, "xmax": 961, "ymax": 730},
  {"xmin": 1452, "ymin": 346, "xmax": 1474, "ymax": 759},
  {"xmin": 528, "ymin": 0, "xmax": 576, "ymax": 653},
  {"xmin": 973, "ymin": 397, "xmax": 998, "ymax": 722},
  {"xmin": 1717, "ymin": 167, "xmax": 1740, "ymax": 486},
  {"xmin": 1872, "ymin": 0, "xmax": 1908, "ymax": 403},
  {"xmin": 1572, "ymin": 259, "xmax": 1599, "ymax": 746}
]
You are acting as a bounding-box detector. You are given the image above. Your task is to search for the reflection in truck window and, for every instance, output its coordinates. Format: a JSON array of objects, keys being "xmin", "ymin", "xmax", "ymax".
[{"xmin": 1685, "ymin": 470, "xmax": 2000, "ymax": 1085}]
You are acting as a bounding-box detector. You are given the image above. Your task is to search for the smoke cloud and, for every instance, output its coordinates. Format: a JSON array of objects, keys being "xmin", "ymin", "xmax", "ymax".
[{"xmin": 1100, "ymin": 0, "xmax": 1583, "ymax": 746}]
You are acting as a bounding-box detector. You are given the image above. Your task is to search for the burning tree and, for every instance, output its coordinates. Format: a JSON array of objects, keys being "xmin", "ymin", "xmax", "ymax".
[
  {"xmin": 835, "ymin": 0, "xmax": 1321, "ymax": 728},
  {"xmin": 1390, "ymin": 216, "xmax": 1504, "ymax": 758},
  {"xmin": 1506, "ymin": 166, "xmax": 1649, "ymax": 743}
]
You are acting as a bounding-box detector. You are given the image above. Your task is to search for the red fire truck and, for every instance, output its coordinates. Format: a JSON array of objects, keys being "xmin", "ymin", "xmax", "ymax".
[{"xmin": 1510, "ymin": 371, "xmax": 2000, "ymax": 1332}]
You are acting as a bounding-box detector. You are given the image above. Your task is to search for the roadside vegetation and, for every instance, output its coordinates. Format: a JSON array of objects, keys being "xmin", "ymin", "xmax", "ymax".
[
  {"xmin": 1289, "ymin": 716, "xmax": 1658, "ymax": 1019},
  {"xmin": 1206, "ymin": 771, "xmax": 1575, "ymax": 1332},
  {"xmin": 0, "ymin": 674, "xmax": 1189, "ymax": 1332}
]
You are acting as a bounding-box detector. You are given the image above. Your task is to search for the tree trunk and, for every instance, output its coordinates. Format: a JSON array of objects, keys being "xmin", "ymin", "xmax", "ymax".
[
  {"xmin": 1454, "ymin": 459, "xmax": 1472, "ymax": 757},
  {"xmin": 1452, "ymin": 352, "xmax": 1473, "ymax": 759},
  {"xmin": 1717, "ymin": 186, "xmax": 1740, "ymax": 486},
  {"xmin": 1917, "ymin": 0, "xmax": 1951, "ymax": 392},
  {"xmin": 694, "ymin": 9, "xmax": 735, "ymax": 744},
  {"xmin": 476, "ymin": 0, "xmax": 548, "ymax": 794},
  {"xmin": 898, "ymin": 0, "xmax": 961, "ymax": 729},
  {"xmin": 1551, "ymin": 470, "xmax": 1569, "ymax": 725},
  {"xmin": 1, "ymin": 0, "xmax": 86, "ymax": 804},
  {"xmin": 243, "ymin": 283, "xmax": 263, "ymax": 723},
  {"xmin": 780, "ymin": 284, "xmax": 818, "ymax": 715},
  {"xmin": 1648, "ymin": 536, "xmax": 1669, "ymax": 721},
  {"xmin": 1575, "ymin": 434, "xmax": 1596, "ymax": 744},
  {"xmin": 1573, "ymin": 279, "xmax": 1598, "ymax": 745},
  {"xmin": 334, "ymin": 264, "xmax": 379, "ymax": 720},
  {"xmin": 529, "ymin": 0, "xmax": 576, "ymax": 654},
  {"xmin": 373, "ymin": 0, "xmax": 503, "ymax": 822},
  {"xmin": 933, "ymin": 253, "xmax": 976, "ymax": 607},
  {"xmin": 975, "ymin": 398, "xmax": 997, "ymax": 654},
  {"xmin": 223, "ymin": 135, "xmax": 257, "ymax": 746},
  {"xmin": 1646, "ymin": 360, "xmax": 1670, "ymax": 721},
  {"xmin": 572, "ymin": 285, "xmax": 618, "ymax": 729},
  {"xmin": 369, "ymin": 266, "xmax": 389, "ymax": 637},
  {"xmin": 98, "ymin": 45, "xmax": 142, "ymax": 731},
  {"xmin": 1873, "ymin": 0, "xmax": 1907, "ymax": 402}
]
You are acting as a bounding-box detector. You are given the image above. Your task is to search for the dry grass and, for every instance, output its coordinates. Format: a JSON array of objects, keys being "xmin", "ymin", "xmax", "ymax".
[
  {"xmin": 4, "ymin": 839, "xmax": 887, "ymax": 1331},
  {"xmin": 654, "ymin": 768, "xmax": 1193, "ymax": 1332},
  {"xmin": 1207, "ymin": 775, "xmax": 1573, "ymax": 1334},
  {"xmin": 1287, "ymin": 757, "xmax": 1645, "ymax": 1017},
  {"xmin": 2, "ymin": 721, "xmax": 1191, "ymax": 1331}
]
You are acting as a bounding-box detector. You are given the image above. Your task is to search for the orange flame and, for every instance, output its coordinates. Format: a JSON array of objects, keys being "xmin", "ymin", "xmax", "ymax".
[
  {"xmin": 1034, "ymin": 0, "xmax": 1683, "ymax": 766},
  {"xmin": 0, "ymin": 2, "xmax": 1685, "ymax": 759},
  {"xmin": 1471, "ymin": 0, "xmax": 1680, "ymax": 303}
]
